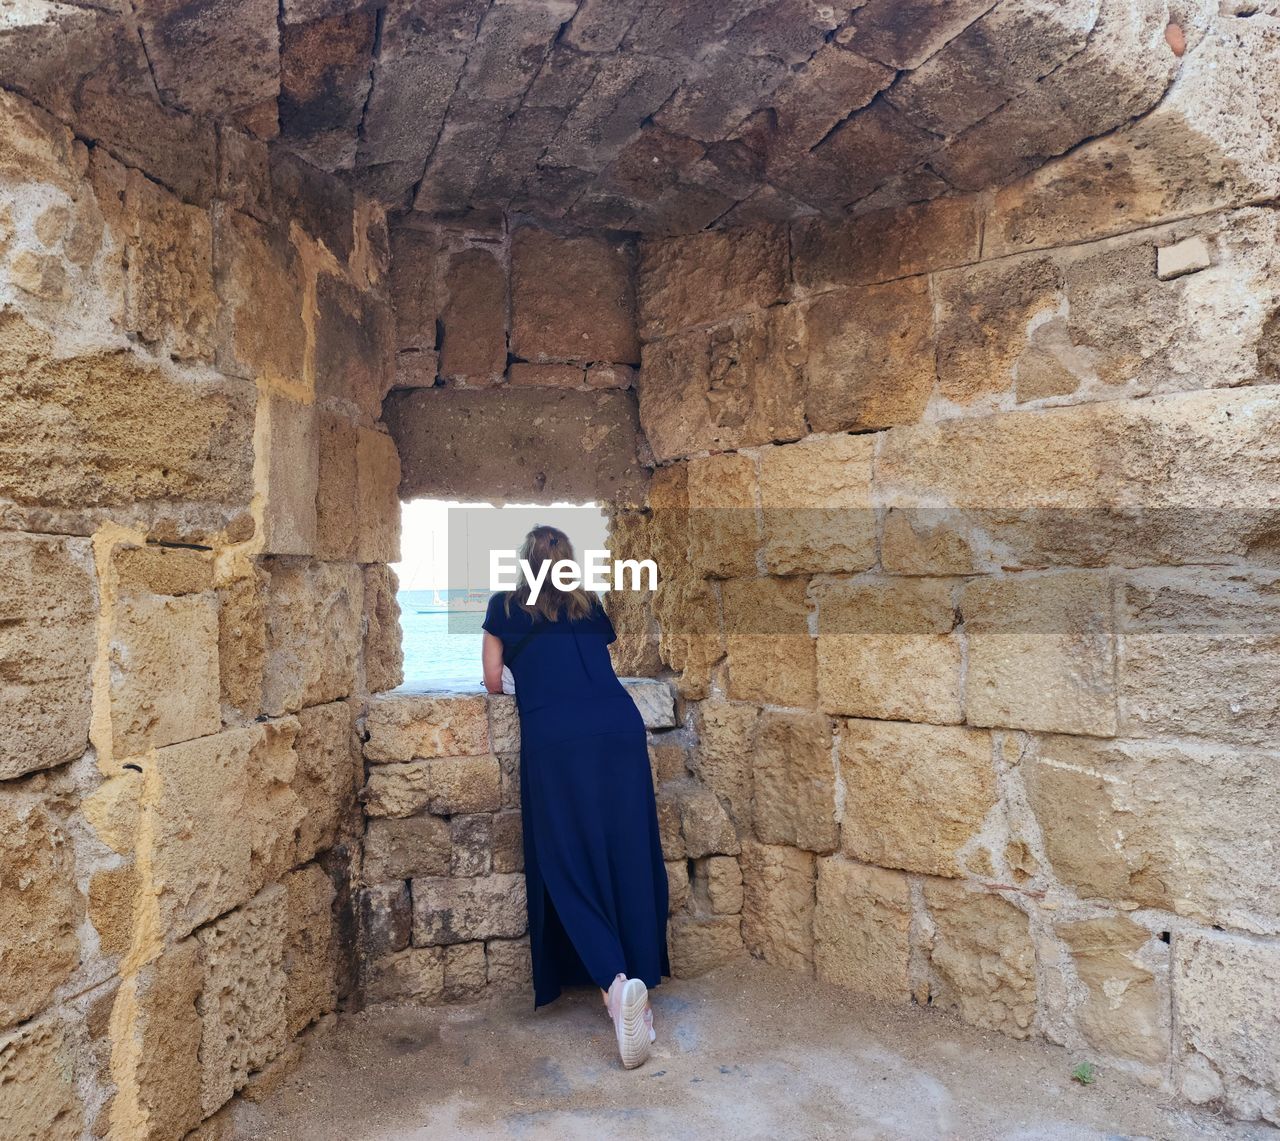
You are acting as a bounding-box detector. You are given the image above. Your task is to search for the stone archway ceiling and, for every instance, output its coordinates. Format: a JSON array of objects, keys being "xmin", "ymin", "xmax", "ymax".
[{"xmin": 2, "ymin": 0, "xmax": 1188, "ymax": 233}]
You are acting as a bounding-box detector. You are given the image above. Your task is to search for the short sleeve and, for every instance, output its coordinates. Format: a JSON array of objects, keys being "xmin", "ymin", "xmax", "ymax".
[{"xmin": 482, "ymin": 593, "xmax": 507, "ymax": 639}]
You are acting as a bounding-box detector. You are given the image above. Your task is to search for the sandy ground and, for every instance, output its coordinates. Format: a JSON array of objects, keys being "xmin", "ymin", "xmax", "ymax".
[{"xmin": 234, "ymin": 960, "xmax": 1272, "ymax": 1140}]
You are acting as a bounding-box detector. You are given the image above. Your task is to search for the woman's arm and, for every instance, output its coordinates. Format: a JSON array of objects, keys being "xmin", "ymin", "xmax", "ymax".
[{"xmin": 481, "ymin": 630, "xmax": 505, "ymax": 694}]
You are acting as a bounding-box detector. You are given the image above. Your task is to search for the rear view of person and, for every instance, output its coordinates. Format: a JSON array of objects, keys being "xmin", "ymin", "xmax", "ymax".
[{"xmin": 481, "ymin": 525, "xmax": 669, "ymax": 1068}]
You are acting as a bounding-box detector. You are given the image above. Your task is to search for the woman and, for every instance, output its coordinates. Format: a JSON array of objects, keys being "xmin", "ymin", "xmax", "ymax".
[{"xmin": 481, "ymin": 525, "xmax": 669, "ymax": 1069}]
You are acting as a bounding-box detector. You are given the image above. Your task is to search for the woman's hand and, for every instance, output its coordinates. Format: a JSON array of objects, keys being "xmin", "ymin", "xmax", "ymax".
[{"xmin": 481, "ymin": 630, "xmax": 506, "ymax": 694}]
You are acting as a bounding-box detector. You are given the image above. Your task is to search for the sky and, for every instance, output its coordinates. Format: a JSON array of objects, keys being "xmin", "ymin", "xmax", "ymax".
[{"xmin": 391, "ymin": 499, "xmax": 610, "ymax": 593}]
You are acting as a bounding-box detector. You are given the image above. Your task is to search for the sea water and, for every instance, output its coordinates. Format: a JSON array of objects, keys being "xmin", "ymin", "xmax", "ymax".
[{"xmin": 397, "ymin": 591, "xmax": 486, "ymax": 691}]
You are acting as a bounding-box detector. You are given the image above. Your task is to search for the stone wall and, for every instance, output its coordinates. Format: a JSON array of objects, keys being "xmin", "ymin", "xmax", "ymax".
[
  {"xmin": 0, "ymin": 88, "xmax": 403, "ymax": 1139},
  {"xmin": 356, "ymin": 680, "xmax": 746, "ymax": 1001},
  {"xmin": 612, "ymin": 13, "xmax": 1280, "ymax": 1125}
]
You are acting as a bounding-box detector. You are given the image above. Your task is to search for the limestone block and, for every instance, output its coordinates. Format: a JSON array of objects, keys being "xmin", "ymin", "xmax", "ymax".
[
  {"xmin": 0, "ymin": 1016, "xmax": 82, "ymax": 1141},
  {"xmin": 314, "ymin": 271, "xmax": 394, "ymax": 421},
  {"xmin": 212, "ymin": 206, "xmax": 307, "ymax": 392},
  {"xmin": 1022, "ymin": 735, "xmax": 1280, "ymax": 932},
  {"xmin": 752, "ymin": 710, "xmax": 837, "ymax": 853},
  {"xmin": 257, "ymin": 393, "xmax": 318, "ymax": 556},
  {"xmin": 363, "ymin": 565, "xmax": 404, "ymax": 694},
  {"xmin": 758, "ymin": 434, "xmax": 876, "ymax": 575},
  {"xmin": 792, "ymin": 196, "xmax": 981, "ymax": 292},
  {"xmin": 962, "ymin": 572, "xmax": 1116, "ymax": 737},
  {"xmin": 656, "ymin": 787, "xmax": 684, "ymax": 859},
  {"xmin": 638, "ymin": 224, "xmax": 787, "ymax": 340},
  {"xmin": 690, "ymin": 701, "xmax": 757, "ymax": 827},
  {"xmin": 217, "ymin": 567, "xmax": 267, "ymax": 724},
  {"xmin": 283, "ymin": 863, "xmax": 337, "ymax": 1037},
  {"xmin": 813, "ymin": 857, "xmax": 911, "ymax": 1001},
  {"xmin": 637, "ymin": 307, "xmax": 806, "ymax": 463},
  {"xmin": 363, "ymin": 815, "xmax": 451, "ymax": 882},
  {"xmin": 108, "ymin": 591, "xmax": 221, "ymax": 757},
  {"xmin": 676, "ymin": 784, "xmax": 740, "ymax": 859},
  {"xmin": 366, "ymin": 694, "xmax": 490, "ymax": 761},
  {"xmin": 621, "ymin": 678, "xmax": 677, "ymax": 729},
  {"xmin": 359, "ymin": 882, "xmax": 411, "ymax": 958},
  {"xmin": 486, "ymin": 936, "xmax": 532, "ymax": 993},
  {"xmin": 648, "ymin": 739, "xmax": 689, "ymax": 787},
  {"xmin": 440, "ymin": 246, "xmax": 506, "ymax": 385},
  {"xmin": 292, "ymin": 701, "xmax": 357, "ymax": 865},
  {"xmin": 443, "ymin": 942, "xmax": 488, "ymax": 1000},
  {"xmin": 668, "ymin": 914, "xmax": 744, "ymax": 978},
  {"xmin": 498, "ymin": 751, "xmax": 521, "ymax": 810},
  {"xmin": 363, "ymin": 947, "xmax": 445, "ymax": 1004},
  {"xmin": 587, "ymin": 363, "xmax": 634, "ymax": 388},
  {"xmin": 722, "ymin": 577, "xmax": 816, "ymax": 708},
  {"xmin": 0, "ymin": 533, "xmax": 95, "ymax": 778},
  {"xmin": 261, "ymin": 559, "xmax": 363, "ymax": 716},
  {"xmin": 492, "ymin": 810, "xmax": 523, "ymax": 874},
  {"xmin": 487, "ymin": 695, "xmax": 520, "ymax": 752},
  {"xmin": 197, "ymin": 885, "xmax": 289, "ymax": 1114},
  {"xmin": 314, "ymin": 410, "xmax": 359, "ymax": 561},
  {"xmin": 450, "ymin": 814, "xmax": 492, "ymax": 878},
  {"xmin": 355, "ymin": 428, "xmax": 401, "ymax": 564},
  {"xmin": 846, "ymin": 0, "xmax": 996, "ymax": 69},
  {"xmin": 803, "ymin": 279, "xmax": 936, "ymax": 432},
  {"xmin": 1118, "ymin": 568, "xmax": 1280, "ymax": 748},
  {"xmin": 389, "ymin": 226, "xmax": 443, "ymax": 351},
  {"xmin": 1059, "ymin": 916, "xmax": 1167, "ymax": 1067},
  {"xmin": 511, "ymin": 227, "xmax": 637, "ymax": 364},
  {"xmin": 217, "ymin": 124, "xmax": 272, "ymax": 221},
  {"xmin": 814, "ymin": 576, "xmax": 962, "ymax": 724},
  {"xmin": 508, "ymin": 362, "xmax": 585, "ymax": 387},
  {"xmin": 879, "ymin": 508, "xmax": 991, "ymax": 577},
  {"xmin": 0, "ymin": 794, "xmax": 80, "ymax": 1031},
  {"xmin": 411, "ymin": 874, "xmax": 527, "ymax": 946},
  {"xmin": 687, "ymin": 451, "xmax": 759, "ymax": 578},
  {"xmin": 666, "ymin": 859, "xmax": 690, "ymax": 913},
  {"xmin": 922, "ymin": 880, "xmax": 1036, "ymax": 1039},
  {"xmin": 0, "ymin": 313, "xmax": 256, "ymax": 536},
  {"xmin": 363, "ymin": 756, "xmax": 502, "ymax": 818},
  {"xmin": 1174, "ymin": 929, "xmax": 1280, "ymax": 1124},
  {"xmin": 1157, "ymin": 235, "xmax": 1211, "ymax": 280},
  {"xmin": 113, "ymin": 542, "xmax": 214, "ymax": 597},
  {"xmin": 692, "ymin": 855, "xmax": 743, "ymax": 915},
  {"xmin": 271, "ymin": 150, "xmax": 357, "ymax": 261},
  {"xmin": 838, "ymin": 720, "xmax": 996, "ymax": 877},
  {"xmin": 741, "ymin": 841, "xmax": 815, "ymax": 970}
]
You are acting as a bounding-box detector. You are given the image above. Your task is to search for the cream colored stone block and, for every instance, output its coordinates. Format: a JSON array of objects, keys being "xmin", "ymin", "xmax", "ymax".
[
  {"xmin": 365, "ymin": 694, "xmax": 490, "ymax": 761},
  {"xmin": 257, "ymin": 393, "xmax": 317, "ymax": 557},
  {"xmin": 622, "ymin": 678, "xmax": 677, "ymax": 728},
  {"xmin": 363, "ymin": 756, "xmax": 502, "ymax": 818},
  {"xmin": 487, "ymin": 695, "xmax": 520, "ymax": 753},
  {"xmin": 411, "ymin": 874, "xmax": 527, "ymax": 946},
  {"xmin": 292, "ymin": 700, "xmax": 356, "ymax": 865},
  {"xmin": 838, "ymin": 719, "xmax": 995, "ymax": 877},
  {"xmin": 283, "ymin": 864, "xmax": 337, "ymax": 1038},
  {"xmin": 741, "ymin": 841, "xmax": 815, "ymax": 970},
  {"xmin": 0, "ymin": 1016, "xmax": 82, "ymax": 1141},
  {"xmin": 363, "ymin": 565, "xmax": 404, "ymax": 695},
  {"xmin": 813, "ymin": 857, "xmax": 911, "ymax": 1001},
  {"xmin": 364, "ymin": 947, "xmax": 444, "ymax": 1004},
  {"xmin": 723, "ymin": 577, "xmax": 816, "ymax": 708},
  {"xmin": 668, "ymin": 913, "xmax": 744, "ymax": 978},
  {"xmin": 677, "ymin": 783, "xmax": 740, "ymax": 858},
  {"xmin": 666, "ymin": 859, "xmax": 690, "ymax": 913},
  {"xmin": 355, "ymin": 428, "xmax": 401, "ymax": 565},
  {"xmin": 691, "ymin": 700, "xmax": 757, "ymax": 827},
  {"xmin": 694, "ymin": 856, "xmax": 743, "ymax": 915},
  {"xmin": 752, "ymin": 710, "xmax": 837, "ymax": 853},
  {"xmin": 1156, "ymin": 235, "xmax": 1212, "ymax": 280},
  {"xmin": 687, "ymin": 451, "xmax": 759, "ymax": 578}
]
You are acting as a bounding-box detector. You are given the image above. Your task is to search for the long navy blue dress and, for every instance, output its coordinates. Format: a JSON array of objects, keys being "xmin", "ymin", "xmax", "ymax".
[{"xmin": 483, "ymin": 592, "xmax": 670, "ymax": 1008}]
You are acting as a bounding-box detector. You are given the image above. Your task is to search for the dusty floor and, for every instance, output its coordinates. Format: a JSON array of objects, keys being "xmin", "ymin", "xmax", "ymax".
[{"xmin": 234, "ymin": 961, "xmax": 1271, "ymax": 1140}]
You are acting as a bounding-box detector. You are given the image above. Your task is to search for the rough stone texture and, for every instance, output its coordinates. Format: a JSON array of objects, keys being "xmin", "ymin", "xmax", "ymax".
[
  {"xmin": 838, "ymin": 720, "xmax": 996, "ymax": 878},
  {"xmin": 313, "ymin": 270, "xmax": 395, "ymax": 420},
  {"xmin": 283, "ymin": 863, "xmax": 338, "ymax": 1037},
  {"xmin": 668, "ymin": 914, "xmax": 744, "ymax": 978},
  {"xmin": 386, "ymin": 386, "xmax": 650, "ymax": 507},
  {"xmin": 813, "ymin": 857, "xmax": 911, "ymax": 1001},
  {"xmin": 1174, "ymin": 930, "xmax": 1280, "ymax": 1124},
  {"xmin": 752, "ymin": 711, "xmax": 837, "ymax": 853},
  {"xmin": 740, "ymin": 841, "xmax": 815, "ymax": 971},
  {"xmin": 486, "ymin": 937, "xmax": 532, "ymax": 994},
  {"xmin": 814, "ymin": 576, "xmax": 962, "ymax": 724},
  {"xmin": 511, "ymin": 227, "xmax": 637, "ymax": 364},
  {"xmin": 439, "ymin": 246, "xmax": 506, "ymax": 385},
  {"xmin": 1022, "ymin": 735, "xmax": 1280, "ymax": 934},
  {"xmin": 411, "ymin": 875, "xmax": 527, "ymax": 946},
  {"xmin": 922, "ymin": 880, "xmax": 1037, "ymax": 1040},
  {"xmin": 722, "ymin": 577, "xmax": 816, "ymax": 708},
  {"xmin": 363, "ymin": 756, "xmax": 502, "ymax": 819},
  {"xmin": 363, "ymin": 947, "xmax": 445, "ymax": 1005},
  {"xmin": 361, "ymin": 882, "xmax": 411, "ymax": 958},
  {"xmin": 687, "ymin": 451, "xmax": 759, "ymax": 579},
  {"xmin": 620, "ymin": 678, "xmax": 677, "ymax": 729},
  {"xmin": 364, "ymin": 815, "xmax": 451, "ymax": 882},
  {"xmin": 217, "ymin": 567, "xmax": 268, "ymax": 725},
  {"xmin": 677, "ymin": 784, "xmax": 740, "ymax": 860},
  {"xmin": 363, "ymin": 565, "xmax": 404, "ymax": 694},
  {"xmin": 366, "ymin": 694, "xmax": 490, "ymax": 762},
  {"xmin": 0, "ymin": 533, "xmax": 95, "ymax": 778},
  {"xmin": 0, "ymin": 1016, "xmax": 82, "ymax": 1141},
  {"xmin": 292, "ymin": 701, "xmax": 357, "ymax": 865},
  {"xmin": 690, "ymin": 701, "xmax": 757, "ymax": 827}
]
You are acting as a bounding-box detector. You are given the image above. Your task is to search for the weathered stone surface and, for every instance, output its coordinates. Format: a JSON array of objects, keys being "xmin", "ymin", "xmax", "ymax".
[
  {"xmin": 511, "ymin": 227, "xmax": 637, "ymax": 364},
  {"xmin": 109, "ymin": 590, "xmax": 221, "ymax": 757},
  {"xmin": 1059, "ymin": 916, "xmax": 1167, "ymax": 1067},
  {"xmin": 486, "ymin": 936, "xmax": 532, "ymax": 993},
  {"xmin": 449, "ymin": 814, "xmax": 491, "ymax": 878},
  {"xmin": 846, "ymin": 0, "xmax": 996, "ymax": 70},
  {"xmin": 443, "ymin": 941, "xmax": 487, "ymax": 1000},
  {"xmin": 256, "ymin": 395, "xmax": 317, "ymax": 556},
  {"xmin": 363, "ymin": 756, "xmax": 502, "ymax": 819},
  {"xmin": 360, "ymin": 882, "xmax": 411, "ymax": 958},
  {"xmin": 313, "ymin": 410, "xmax": 359, "ymax": 561},
  {"xmin": 508, "ymin": 362, "xmax": 585, "ymax": 387},
  {"xmin": 1174, "ymin": 929, "xmax": 1280, "ymax": 1124},
  {"xmin": 0, "ymin": 794, "xmax": 80, "ymax": 1032},
  {"xmin": 648, "ymin": 739, "xmax": 688, "ymax": 787},
  {"xmin": 388, "ymin": 225, "xmax": 442, "ymax": 351},
  {"xmin": 363, "ymin": 565, "xmax": 404, "ymax": 695},
  {"xmin": 687, "ymin": 451, "xmax": 759, "ymax": 578},
  {"xmin": 963, "ymin": 572, "xmax": 1116, "ymax": 737},
  {"xmin": 638, "ymin": 307, "xmax": 806, "ymax": 463},
  {"xmin": 752, "ymin": 711, "xmax": 837, "ymax": 853},
  {"xmin": 356, "ymin": 428, "xmax": 401, "ymax": 563},
  {"xmin": 0, "ymin": 533, "xmax": 95, "ymax": 778},
  {"xmin": 922, "ymin": 880, "xmax": 1036, "ymax": 1040},
  {"xmin": 691, "ymin": 856, "xmax": 743, "ymax": 916},
  {"xmin": 411, "ymin": 874, "xmax": 527, "ymax": 946},
  {"xmin": 621, "ymin": 678, "xmax": 677, "ymax": 729},
  {"xmin": 757, "ymin": 434, "xmax": 876, "ymax": 574},
  {"xmin": 387, "ymin": 386, "xmax": 650, "ymax": 506},
  {"xmin": 638, "ymin": 224, "xmax": 787, "ymax": 340},
  {"xmin": 366, "ymin": 694, "xmax": 489, "ymax": 761},
  {"xmin": 440, "ymin": 246, "xmax": 506, "ymax": 385},
  {"xmin": 292, "ymin": 701, "xmax": 357, "ymax": 865},
  {"xmin": 813, "ymin": 857, "xmax": 911, "ymax": 1001},
  {"xmin": 363, "ymin": 946, "xmax": 445, "ymax": 1004},
  {"xmin": 722, "ymin": 577, "xmax": 816, "ymax": 708},
  {"xmin": 691, "ymin": 701, "xmax": 757, "ymax": 828},
  {"xmin": 0, "ymin": 1014, "xmax": 82, "ymax": 1141},
  {"xmin": 487, "ymin": 695, "xmax": 520, "ymax": 753},
  {"xmin": 197, "ymin": 884, "xmax": 289, "ymax": 1113},
  {"xmin": 804, "ymin": 280, "xmax": 936, "ymax": 432},
  {"xmin": 491, "ymin": 810, "xmax": 523, "ymax": 874},
  {"xmin": 1022, "ymin": 735, "xmax": 1280, "ymax": 933},
  {"xmin": 814, "ymin": 576, "xmax": 962, "ymax": 724},
  {"xmin": 314, "ymin": 271, "xmax": 394, "ymax": 420},
  {"xmin": 283, "ymin": 863, "xmax": 337, "ymax": 1037},
  {"xmin": 218, "ymin": 567, "xmax": 267, "ymax": 724},
  {"xmin": 838, "ymin": 720, "xmax": 996, "ymax": 877},
  {"xmin": 363, "ymin": 815, "xmax": 451, "ymax": 882},
  {"xmin": 261, "ymin": 559, "xmax": 362, "ymax": 717},
  {"xmin": 740, "ymin": 840, "xmax": 815, "ymax": 971},
  {"xmin": 675, "ymin": 784, "xmax": 740, "ymax": 859},
  {"xmin": 666, "ymin": 858, "xmax": 690, "ymax": 913},
  {"xmin": 668, "ymin": 914, "xmax": 743, "ymax": 978}
]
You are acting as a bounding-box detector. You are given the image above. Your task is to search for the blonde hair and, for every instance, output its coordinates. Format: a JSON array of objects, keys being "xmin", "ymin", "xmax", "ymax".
[{"xmin": 505, "ymin": 525, "xmax": 596, "ymax": 622}]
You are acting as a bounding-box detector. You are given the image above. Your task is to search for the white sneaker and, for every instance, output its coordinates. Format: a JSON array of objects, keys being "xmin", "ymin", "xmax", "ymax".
[{"xmin": 607, "ymin": 975, "xmax": 651, "ymax": 1070}]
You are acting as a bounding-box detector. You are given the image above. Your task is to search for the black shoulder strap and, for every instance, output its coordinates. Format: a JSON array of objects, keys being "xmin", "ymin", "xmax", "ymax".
[{"xmin": 503, "ymin": 617, "xmax": 547, "ymax": 666}]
